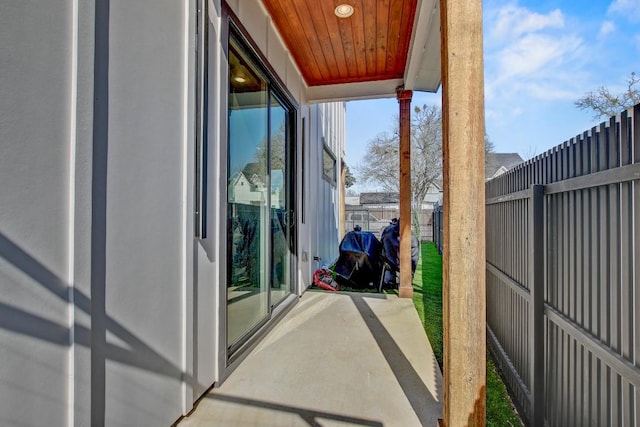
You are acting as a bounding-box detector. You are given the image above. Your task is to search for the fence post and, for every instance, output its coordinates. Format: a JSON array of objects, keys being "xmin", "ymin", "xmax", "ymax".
[
  {"xmin": 432, "ymin": 210, "xmax": 436, "ymax": 246},
  {"xmin": 529, "ymin": 184, "xmax": 545, "ymax": 426}
]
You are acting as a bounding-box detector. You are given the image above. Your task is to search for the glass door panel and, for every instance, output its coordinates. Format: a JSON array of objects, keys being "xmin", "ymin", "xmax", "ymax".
[
  {"xmin": 269, "ymin": 96, "xmax": 292, "ymax": 307},
  {"xmin": 227, "ymin": 36, "xmax": 270, "ymax": 347}
]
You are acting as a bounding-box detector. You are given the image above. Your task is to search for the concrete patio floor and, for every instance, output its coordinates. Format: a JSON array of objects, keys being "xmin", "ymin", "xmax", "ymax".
[{"xmin": 178, "ymin": 290, "xmax": 443, "ymax": 427}]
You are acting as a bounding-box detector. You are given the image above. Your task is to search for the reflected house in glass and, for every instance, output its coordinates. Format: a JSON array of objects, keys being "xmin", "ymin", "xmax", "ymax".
[
  {"xmin": 229, "ymin": 163, "xmax": 284, "ymax": 208},
  {"xmin": 229, "ymin": 169, "xmax": 264, "ymax": 206}
]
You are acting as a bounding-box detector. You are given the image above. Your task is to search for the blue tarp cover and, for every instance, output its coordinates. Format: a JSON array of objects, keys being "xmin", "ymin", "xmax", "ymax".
[{"xmin": 333, "ymin": 231, "xmax": 381, "ymax": 288}]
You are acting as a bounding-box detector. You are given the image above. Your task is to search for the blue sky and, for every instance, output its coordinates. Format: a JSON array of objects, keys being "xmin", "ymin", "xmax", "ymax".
[{"xmin": 346, "ymin": 0, "xmax": 640, "ymax": 191}]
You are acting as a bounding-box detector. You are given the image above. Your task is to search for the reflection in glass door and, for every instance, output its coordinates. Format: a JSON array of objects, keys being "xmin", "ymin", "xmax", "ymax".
[
  {"xmin": 269, "ymin": 96, "xmax": 292, "ymax": 308},
  {"xmin": 226, "ymin": 29, "xmax": 296, "ymax": 350},
  {"xmin": 227, "ymin": 35, "xmax": 269, "ymax": 347}
]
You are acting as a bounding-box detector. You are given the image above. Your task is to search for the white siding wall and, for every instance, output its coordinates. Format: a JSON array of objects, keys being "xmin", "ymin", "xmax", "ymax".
[
  {"xmin": 0, "ymin": 2, "xmax": 74, "ymax": 426},
  {"xmin": 297, "ymin": 103, "xmax": 347, "ymax": 291},
  {"xmin": 308, "ymin": 103, "xmax": 346, "ymax": 272},
  {"xmin": 0, "ymin": 0, "xmax": 345, "ymax": 425},
  {"xmin": 101, "ymin": 2, "xmax": 193, "ymax": 425},
  {"xmin": 0, "ymin": 1, "xmax": 196, "ymax": 426}
]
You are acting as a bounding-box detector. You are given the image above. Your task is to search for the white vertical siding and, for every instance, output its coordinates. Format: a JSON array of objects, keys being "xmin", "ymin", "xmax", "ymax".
[
  {"xmin": 0, "ymin": 2, "xmax": 74, "ymax": 426},
  {"xmin": 99, "ymin": 1, "xmax": 193, "ymax": 425},
  {"xmin": 306, "ymin": 102, "xmax": 346, "ymax": 270},
  {"xmin": 267, "ymin": 21, "xmax": 288, "ymax": 86},
  {"xmin": 1, "ymin": 1, "xmax": 198, "ymax": 426}
]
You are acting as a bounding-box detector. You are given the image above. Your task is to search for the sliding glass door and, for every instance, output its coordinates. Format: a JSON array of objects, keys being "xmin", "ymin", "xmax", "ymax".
[
  {"xmin": 227, "ymin": 29, "xmax": 295, "ymax": 350},
  {"xmin": 269, "ymin": 95, "xmax": 293, "ymax": 308},
  {"xmin": 227, "ymin": 35, "xmax": 269, "ymax": 347}
]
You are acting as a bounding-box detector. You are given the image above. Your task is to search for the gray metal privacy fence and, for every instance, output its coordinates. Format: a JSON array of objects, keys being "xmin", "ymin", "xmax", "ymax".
[{"xmin": 485, "ymin": 104, "xmax": 640, "ymax": 427}]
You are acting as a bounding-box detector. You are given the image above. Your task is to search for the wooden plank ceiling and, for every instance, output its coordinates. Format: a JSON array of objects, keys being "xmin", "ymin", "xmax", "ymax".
[{"xmin": 261, "ymin": 0, "xmax": 418, "ymax": 87}]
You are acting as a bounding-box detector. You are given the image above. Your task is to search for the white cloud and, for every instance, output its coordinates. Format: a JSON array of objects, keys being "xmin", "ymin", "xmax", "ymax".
[
  {"xmin": 485, "ymin": 29, "xmax": 585, "ymax": 102},
  {"xmin": 608, "ymin": 0, "xmax": 640, "ymax": 21},
  {"xmin": 598, "ymin": 21, "xmax": 616, "ymax": 38},
  {"xmin": 526, "ymin": 81, "xmax": 585, "ymax": 101},
  {"xmin": 495, "ymin": 34, "xmax": 583, "ymax": 80},
  {"xmin": 483, "ymin": 0, "xmax": 590, "ymax": 133},
  {"xmin": 489, "ymin": 4, "xmax": 564, "ymax": 40},
  {"xmin": 483, "ymin": 0, "xmax": 640, "ymax": 156}
]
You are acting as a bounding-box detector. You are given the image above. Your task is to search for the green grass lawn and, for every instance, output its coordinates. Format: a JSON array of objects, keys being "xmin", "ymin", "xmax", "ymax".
[{"xmin": 413, "ymin": 242, "xmax": 522, "ymax": 426}]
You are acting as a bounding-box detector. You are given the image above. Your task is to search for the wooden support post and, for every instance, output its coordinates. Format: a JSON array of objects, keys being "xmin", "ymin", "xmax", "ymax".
[
  {"xmin": 440, "ymin": 0, "xmax": 486, "ymax": 425},
  {"xmin": 397, "ymin": 89, "xmax": 413, "ymax": 299}
]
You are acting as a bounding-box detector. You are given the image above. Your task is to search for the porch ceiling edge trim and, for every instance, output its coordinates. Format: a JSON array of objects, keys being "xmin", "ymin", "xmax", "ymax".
[
  {"xmin": 404, "ymin": 0, "xmax": 442, "ymax": 92},
  {"xmin": 304, "ymin": 79, "xmax": 405, "ymax": 103}
]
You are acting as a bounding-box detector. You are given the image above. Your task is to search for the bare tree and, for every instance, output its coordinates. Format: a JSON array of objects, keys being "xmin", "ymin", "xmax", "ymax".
[
  {"xmin": 356, "ymin": 104, "xmax": 442, "ymax": 237},
  {"xmin": 409, "ymin": 105, "xmax": 443, "ymax": 237},
  {"xmin": 356, "ymin": 131, "xmax": 402, "ymax": 192},
  {"xmin": 357, "ymin": 104, "xmax": 496, "ymax": 238},
  {"xmin": 575, "ymin": 72, "xmax": 640, "ymax": 119}
]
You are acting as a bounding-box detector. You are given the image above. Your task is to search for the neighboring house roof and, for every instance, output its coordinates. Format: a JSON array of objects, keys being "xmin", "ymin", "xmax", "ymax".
[
  {"xmin": 345, "ymin": 196, "xmax": 360, "ymax": 206},
  {"xmin": 485, "ymin": 153, "xmax": 524, "ymax": 180},
  {"xmin": 228, "ymin": 171, "xmax": 252, "ymax": 200},
  {"xmin": 360, "ymin": 192, "xmax": 399, "ymax": 205},
  {"xmin": 228, "ymin": 171, "xmax": 247, "ymax": 187},
  {"xmin": 242, "ymin": 162, "xmax": 266, "ymax": 188},
  {"xmin": 242, "ymin": 162, "xmax": 262, "ymax": 176},
  {"xmin": 229, "ymin": 169, "xmax": 261, "ymax": 193}
]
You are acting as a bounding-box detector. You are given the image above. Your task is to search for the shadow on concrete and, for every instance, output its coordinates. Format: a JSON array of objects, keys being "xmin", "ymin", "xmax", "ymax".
[
  {"xmin": 350, "ymin": 293, "xmax": 438, "ymax": 426},
  {"xmin": 206, "ymin": 393, "xmax": 383, "ymax": 427}
]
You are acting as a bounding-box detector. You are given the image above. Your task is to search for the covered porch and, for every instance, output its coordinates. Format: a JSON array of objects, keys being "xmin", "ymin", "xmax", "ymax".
[
  {"xmin": 179, "ymin": 291, "xmax": 442, "ymax": 426},
  {"xmin": 244, "ymin": 0, "xmax": 487, "ymax": 424},
  {"xmin": 214, "ymin": 0, "xmax": 486, "ymax": 424}
]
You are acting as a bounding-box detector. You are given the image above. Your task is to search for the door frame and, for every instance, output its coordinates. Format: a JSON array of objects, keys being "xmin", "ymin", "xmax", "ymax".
[{"xmin": 222, "ymin": 10, "xmax": 299, "ymax": 363}]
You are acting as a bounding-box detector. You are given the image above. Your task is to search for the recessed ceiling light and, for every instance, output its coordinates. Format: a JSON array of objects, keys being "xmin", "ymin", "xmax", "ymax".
[
  {"xmin": 234, "ymin": 75, "xmax": 246, "ymax": 83},
  {"xmin": 335, "ymin": 4, "xmax": 354, "ymax": 18}
]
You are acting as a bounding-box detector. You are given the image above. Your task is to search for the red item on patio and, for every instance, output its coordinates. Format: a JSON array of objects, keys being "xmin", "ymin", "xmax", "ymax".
[{"xmin": 312, "ymin": 269, "xmax": 339, "ymax": 292}]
